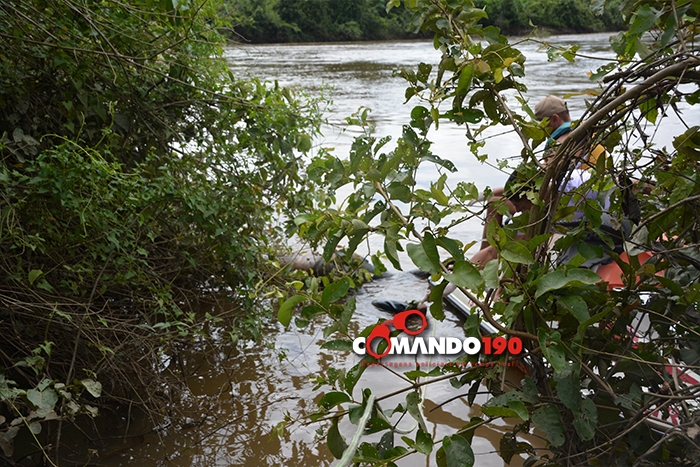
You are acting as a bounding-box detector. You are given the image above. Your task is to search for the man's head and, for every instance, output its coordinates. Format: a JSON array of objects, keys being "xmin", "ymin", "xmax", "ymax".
[{"xmin": 535, "ymin": 95, "xmax": 570, "ymax": 130}]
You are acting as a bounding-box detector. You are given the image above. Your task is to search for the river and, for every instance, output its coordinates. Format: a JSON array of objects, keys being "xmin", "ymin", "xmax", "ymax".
[{"xmin": 89, "ymin": 35, "xmax": 695, "ymax": 466}]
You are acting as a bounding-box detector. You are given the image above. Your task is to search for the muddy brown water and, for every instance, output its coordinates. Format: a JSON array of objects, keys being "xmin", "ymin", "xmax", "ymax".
[
  {"xmin": 75, "ymin": 272, "xmax": 540, "ymax": 466},
  {"xmin": 54, "ymin": 35, "xmax": 696, "ymax": 466}
]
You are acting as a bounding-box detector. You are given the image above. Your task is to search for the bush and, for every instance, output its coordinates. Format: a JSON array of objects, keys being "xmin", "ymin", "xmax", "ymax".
[{"xmin": 0, "ymin": 0, "xmax": 324, "ymax": 459}]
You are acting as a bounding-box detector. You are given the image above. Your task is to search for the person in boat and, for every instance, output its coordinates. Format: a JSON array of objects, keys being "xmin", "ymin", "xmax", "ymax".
[
  {"xmin": 470, "ymin": 94, "xmax": 606, "ymax": 267},
  {"xmin": 478, "ymin": 95, "xmax": 576, "ymax": 250},
  {"xmin": 374, "ymin": 95, "xmax": 613, "ymax": 313}
]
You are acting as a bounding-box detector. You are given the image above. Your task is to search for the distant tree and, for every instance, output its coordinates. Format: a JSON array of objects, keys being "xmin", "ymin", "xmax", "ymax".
[
  {"xmin": 223, "ymin": 0, "xmax": 418, "ymax": 43},
  {"xmin": 476, "ymin": 0, "xmax": 624, "ymax": 34}
]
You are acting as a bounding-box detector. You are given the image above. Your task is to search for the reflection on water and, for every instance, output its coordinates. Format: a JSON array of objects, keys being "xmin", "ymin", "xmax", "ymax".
[
  {"xmin": 82, "ymin": 36, "xmax": 695, "ymax": 466},
  {"xmin": 89, "ymin": 272, "xmax": 542, "ymax": 466}
]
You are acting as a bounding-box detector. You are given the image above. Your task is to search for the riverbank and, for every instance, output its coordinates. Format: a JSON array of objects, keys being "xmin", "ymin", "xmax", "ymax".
[{"xmin": 223, "ymin": 0, "xmax": 624, "ymax": 44}]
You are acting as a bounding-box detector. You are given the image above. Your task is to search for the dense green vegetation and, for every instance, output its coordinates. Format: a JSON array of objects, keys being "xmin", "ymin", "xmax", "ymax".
[
  {"xmin": 278, "ymin": 0, "xmax": 700, "ymax": 466},
  {"xmin": 0, "ymin": 0, "xmax": 323, "ymax": 462},
  {"xmin": 475, "ymin": 0, "xmax": 625, "ymax": 34},
  {"xmin": 1, "ymin": 0, "xmax": 697, "ymax": 464},
  {"xmin": 223, "ymin": 0, "xmax": 623, "ymax": 43},
  {"xmin": 223, "ymin": 0, "xmax": 417, "ymax": 42}
]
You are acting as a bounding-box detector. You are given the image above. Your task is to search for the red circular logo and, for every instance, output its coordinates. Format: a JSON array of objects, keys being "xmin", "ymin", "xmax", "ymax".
[{"xmin": 365, "ymin": 309, "xmax": 427, "ymax": 359}]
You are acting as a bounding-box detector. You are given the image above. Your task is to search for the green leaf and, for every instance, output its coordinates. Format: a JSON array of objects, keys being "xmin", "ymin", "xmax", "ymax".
[
  {"xmin": 531, "ymin": 404, "xmax": 565, "ymax": 447},
  {"xmin": 294, "ymin": 214, "xmax": 316, "ymax": 225},
  {"xmin": 500, "ymin": 242, "xmax": 534, "ymax": 265},
  {"xmin": 319, "ymin": 391, "xmax": 351, "ymax": 410},
  {"xmin": 26, "ymin": 388, "xmax": 58, "ymax": 412},
  {"xmin": 420, "ymin": 152, "xmax": 457, "ymax": 172},
  {"xmin": 507, "ymin": 400, "xmax": 529, "ymax": 421},
  {"xmin": 406, "ymin": 392, "xmax": 427, "ymax": 432},
  {"xmin": 295, "ymin": 318, "xmax": 309, "ymax": 328},
  {"xmin": 499, "ymin": 432, "xmax": 534, "ymax": 463},
  {"xmin": 431, "ymin": 182, "xmax": 450, "ymax": 206},
  {"xmin": 364, "ymin": 417, "xmax": 391, "ymax": 434},
  {"xmin": 407, "ymin": 240, "xmax": 440, "ymax": 274},
  {"xmin": 463, "ymin": 313, "xmax": 481, "ymax": 340},
  {"xmin": 28, "ymin": 269, "xmax": 43, "ymax": 285},
  {"xmin": 429, "ymin": 280, "xmax": 448, "ymax": 321},
  {"xmin": 535, "ymin": 269, "xmax": 601, "ymax": 299},
  {"xmin": 328, "ymin": 417, "xmax": 348, "ymax": 459},
  {"xmin": 339, "ymin": 297, "xmax": 355, "ymax": 333},
  {"xmin": 572, "ymin": 398, "xmax": 597, "ymax": 441},
  {"xmin": 436, "ymin": 236, "xmax": 464, "ymax": 262},
  {"xmin": 301, "ymin": 305, "xmax": 325, "ymax": 320},
  {"xmin": 345, "ymin": 359, "xmax": 368, "ymax": 394},
  {"xmin": 445, "ymin": 108, "xmax": 484, "ymax": 124},
  {"xmin": 29, "ymin": 421, "xmax": 41, "ymax": 434},
  {"xmin": 615, "ymin": 383, "xmax": 643, "ymax": 411},
  {"xmin": 415, "ymin": 428, "xmax": 433, "ymax": 454},
  {"xmin": 321, "ymin": 340, "xmax": 354, "ymax": 352},
  {"xmin": 467, "ymin": 381, "xmax": 481, "ymax": 407},
  {"xmin": 538, "ymin": 329, "xmax": 567, "ymax": 373},
  {"xmin": 482, "ymin": 259, "xmax": 499, "ymax": 289},
  {"xmin": 278, "ymin": 295, "xmax": 306, "ymax": 327},
  {"xmin": 554, "ymin": 364, "xmax": 581, "ymax": 411},
  {"xmin": 577, "ymin": 241, "xmax": 604, "ymax": 260},
  {"xmin": 405, "ymin": 367, "xmax": 442, "ymax": 381},
  {"xmin": 324, "ymin": 230, "xmax": 345, "ymax": 261},
  {"xmin": 444, "ymin": 260, "xmax": 484, "ymax": 290},
  {"xmin": 298, "ymin": 133, "xmax": 312, "ymax": 152},
  {"xmin": 323, "ymin": 322, "xmax": 340, "ymax": 339},
  {"xmin": 456, "ymin": 63, "xmax": 475, "ymax": 95},
  {"xmin": 629, "ymin": 5, "xmax": 663, "ymax": 35},
  {"xmin": 322, "ymin": 278, "xmax": 350, "ymax": 306},
  {"xmin": 481, "ymin": 405, "xmax": 521, "ymax": 419},
  {"xmin": 556, "ymin": 295, "xmax": 589, "ymax": 323},
  {"xmin": 80, "ymin": 379, "xmax": 102, "ymax": 398},
  {"xmin": 377, "ymin": 431, "xmax": 394, "ymax": 457},
  {"xmin": 422, "ymin": 232, "xmax": 441, "ymax": 269},
  {"xmin": 438, "ymin": 434, "xmax": 475, "ymax": 467},
  {"xmin": 36, "ymin": 280, "xmax": 54, "ymax": 293},
  {"xmin": 384, "ymin": 226, "xmax": 403, "ymax": 270}
]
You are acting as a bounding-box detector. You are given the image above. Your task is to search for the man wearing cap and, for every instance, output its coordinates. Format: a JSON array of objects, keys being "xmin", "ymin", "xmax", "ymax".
[
  {"xmin": 476, "ymin": 95, "xmax": 573, "ymax": 255},
  {"xmin": 374, "ymin": 95, "xmax": 605, "ymax": 312},
  {"xmin": 471, "ymin": 94, "xmax": 611, "ymax": 269},
  {"xmin": 535, "ymin": 94, "xmax": 572, "ymax": 149}
]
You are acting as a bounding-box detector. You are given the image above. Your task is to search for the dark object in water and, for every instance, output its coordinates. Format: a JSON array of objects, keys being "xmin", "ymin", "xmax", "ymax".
[
  {"xmin": 372, "ymin": 299, "xmax": 424, "ymax": 314},
  {"xmin": 410, "ymin": 269, "xmax": 431, "ymax": 280}
]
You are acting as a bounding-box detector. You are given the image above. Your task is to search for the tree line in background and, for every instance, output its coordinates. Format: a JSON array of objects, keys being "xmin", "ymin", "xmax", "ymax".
[
  {"xmin": 475, "ymin": 0, "xmax": 625, "ymax": 35},
  {"xmin": 223, "ymin": 0, "xmax": 624, "ymax": 43},
  {"xmin": 221, "ymin": 0, "xmax": 416, "ymax": 42}
]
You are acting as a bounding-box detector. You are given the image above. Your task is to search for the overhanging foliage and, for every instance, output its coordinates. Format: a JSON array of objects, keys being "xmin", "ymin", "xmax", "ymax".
[{"xmin": 283, "ymin": 0, "xmax": 700, "ymax": 465}]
